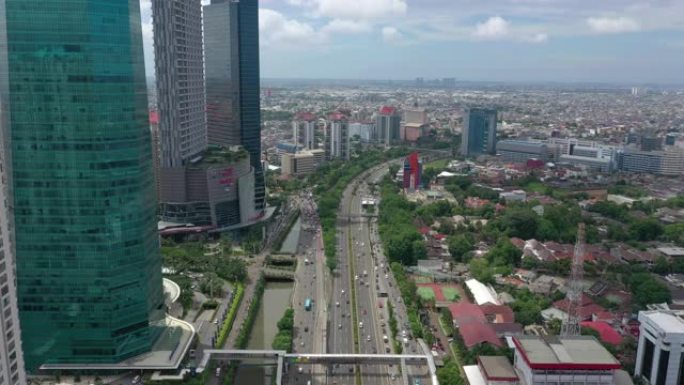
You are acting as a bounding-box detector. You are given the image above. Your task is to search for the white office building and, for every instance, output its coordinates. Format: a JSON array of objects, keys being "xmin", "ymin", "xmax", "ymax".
[{"xmin": 635, "ymin": 310, "xmax": 684, "ymax": 385}]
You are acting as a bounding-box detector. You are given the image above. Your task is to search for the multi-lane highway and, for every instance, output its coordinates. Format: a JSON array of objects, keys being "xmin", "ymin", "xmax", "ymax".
[{"xmin": 287, "ymin": 158, "xmax": 435, "ymax": 385}]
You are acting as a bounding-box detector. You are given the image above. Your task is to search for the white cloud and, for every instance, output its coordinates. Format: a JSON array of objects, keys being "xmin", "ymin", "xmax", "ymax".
[
  {"xmin": 586, "ymin": 17, "xmax": 640, "ymax": 34},
  {"xmin": 381, "ymin": 26, "xmax": 402, "ymax": 43},
  {"xmin": 473, "ymin": 16, "xmax": 510, "ymax": 40},
  {"xmin": 522, "ymin": 32, "xmax": 549, "ymax": 43},
  {"xmin": 290, "ymin": 0, "xmax": 407, "ymax": 20},
  {"xmin": 321, "ymin": 19, "xmax": 371, "ymax": 35},
  {"xmin": 259, "ymin": 9, "xmax": 322, "ymax": 47}
]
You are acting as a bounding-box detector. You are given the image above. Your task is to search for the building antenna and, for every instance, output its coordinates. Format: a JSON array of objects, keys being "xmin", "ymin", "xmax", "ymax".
[{"xmin": 561, "ymin": 223, "xmax": 585, "ymax": 336}]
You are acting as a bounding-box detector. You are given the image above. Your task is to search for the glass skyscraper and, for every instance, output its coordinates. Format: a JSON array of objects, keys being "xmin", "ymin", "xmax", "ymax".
[
  {"xmin": 0, "ymin": 0, "xmax": 164, "ymax": 371},
  {"xmin": 461, "ymin": 107, "xmax": 498, "ymax": 157},
  {"xmin": 205, "ymin": 0, "xmax": 265, "ymax": 213}
]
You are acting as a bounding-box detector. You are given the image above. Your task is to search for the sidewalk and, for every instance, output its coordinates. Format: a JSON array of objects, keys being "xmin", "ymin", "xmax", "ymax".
[{"xmin": 223, "ymin": 254, "xmax": 266, "ymax": 348}]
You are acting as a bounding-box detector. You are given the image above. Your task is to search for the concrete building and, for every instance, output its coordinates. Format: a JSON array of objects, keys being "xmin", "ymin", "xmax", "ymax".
[
  {"xmin": 282, "ymin": 152, "xmax": 316, "ymax": 177},
  {"xmin": 159, "ymin": 146, "xmax": 257, "ymax": 229},
  {"xmin": 325, "ymin": 112, "xmax": 350, "ymax": 160},
  {"xmin": 497, "ymin": 139, "xmax": 549, "ymax": 163},
  {"xmin": 349, "ymin": 121, "xmax": 375, "ymax": 142},
  {"xmin": 310, "ymin": 149, "xmax": 326, "ymax": 167},
  {"xmin": 617, "ymin": 148, "xmax": 684, "ymax": 176},
  {"xmin": 462, "ymin": 108, "xmax": 497, "ymax": 157},
  {"xmin": 547, "ymin": 138, "xmax": 616, "ymax": 172},
  {"xmin": 635, "ymin": 310, "xmax": 684, "ymax": 385},
  {"xmin": 375, "ymin": 106, "xmax": 401, "ymax": 146},
  {"xmin": 152, "ymin": 0, "xmax": 207, "ymax": 168},
  {"xmin": 464, "ymin": 356, "xmax": 518, "ymax": 385},
  {"xmin": 500, "ymin": 190, "xmax": 527, "ymax": 202},
  {"xmin": 513, "ymin": 336, "xmax": 622, "ymax": 385},
  {"xmin": 403, "ymin": 108, "xmax": 429, "ymax": 142},
  {"xmin": 641, "ymin": 136, "xmax": 663, "ymax": 152},
  {"xmin": 293, "ymin": 112, "xmax": 317, "ymax": 150},
  {"xmin": 0, "ymin": 148, "xmax": 27, "ymax": 384}
]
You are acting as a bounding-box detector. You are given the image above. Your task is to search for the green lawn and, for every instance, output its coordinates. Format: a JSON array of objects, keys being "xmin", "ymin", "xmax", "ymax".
[
  {"xmin": 524, "ymin": 181, "xmax": 547, "ymax": 193},
  {"xmin": 417, "ymin": 287, "xmax": 436, "ymax": 300},
  {"xmin": 442, "ymin": 287, "xmax": 461, "ymax": 302},
  {"xmin": 424, "ymin": 158, "xmax": 449, "ymax": 170}
]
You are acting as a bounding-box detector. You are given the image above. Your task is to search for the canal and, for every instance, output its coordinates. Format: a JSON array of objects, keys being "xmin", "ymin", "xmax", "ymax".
[
  {"xmin": 234, "ymin": 281, "xmax": 293, "ymax": 385},
  {"xmin": 278, "ymin": 216, "xmax": 302, "ymax": 254}
]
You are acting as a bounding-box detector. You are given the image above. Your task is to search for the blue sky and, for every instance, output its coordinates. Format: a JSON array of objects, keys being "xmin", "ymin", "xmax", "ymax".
[{"xmin": 140, "ymin": 0, "xmax": 684, "ymax": 84}]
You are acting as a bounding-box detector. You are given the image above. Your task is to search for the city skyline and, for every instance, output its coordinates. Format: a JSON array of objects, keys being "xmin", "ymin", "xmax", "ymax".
[{"xmin": 139, "ymin": 0, "xmax": 684, "ymax": 84}]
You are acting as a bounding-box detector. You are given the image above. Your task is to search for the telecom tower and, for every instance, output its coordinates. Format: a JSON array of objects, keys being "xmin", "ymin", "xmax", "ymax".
[{"xmin": 561, "ymin": 223, "xmax": 585, "ymax": 336}]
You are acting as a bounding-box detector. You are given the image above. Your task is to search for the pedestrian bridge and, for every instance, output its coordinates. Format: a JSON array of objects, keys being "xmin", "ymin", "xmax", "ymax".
[{"xmin": 196, "ymin": 349, "xmax": 439, "ymax": 385}]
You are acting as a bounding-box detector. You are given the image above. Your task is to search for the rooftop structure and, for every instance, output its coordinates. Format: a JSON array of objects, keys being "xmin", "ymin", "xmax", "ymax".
[
  {"xmin": 466, "ymin": 279, "xmax": 501, "ymax": 306},
  {"xmin": 514, "ymin": 335, "xmax": 620, "ymax": 370}
]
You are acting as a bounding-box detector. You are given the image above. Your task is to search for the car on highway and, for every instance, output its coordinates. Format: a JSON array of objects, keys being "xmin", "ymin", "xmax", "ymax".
[
  {"xmin": 367, "ymin": 335, "xmax": 371, "ymax": 342},
  {"xmin": 359, "ymin": 321, "xmax": 363, "ymax": 328},
  {"xmin": 338, "ymin": 323, "xmax": 342, "ymax": 329}
]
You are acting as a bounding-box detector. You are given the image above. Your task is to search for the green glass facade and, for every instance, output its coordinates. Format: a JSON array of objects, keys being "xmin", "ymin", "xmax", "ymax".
[{"xmin": 0, "ymin": 0, "xmax": 164, "ymax": 371}]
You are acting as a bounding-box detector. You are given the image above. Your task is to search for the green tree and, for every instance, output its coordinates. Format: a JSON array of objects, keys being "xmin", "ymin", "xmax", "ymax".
[
  {"xmin": 486, "ymin": 238, "xmax": 522, "ymax": 267},
  {"xmin": 653, "ymin": 256, "xmax": 671, "ymax": 275},
  {"xmin": 448, "ymin": 234, "xmax": 473, "ymax": 262},
  {"xmin": 629, "ymin": 219, "xmax": 663, "ymax": 242},
  {"xmin": 437, "ymin": 358, "xmax": 464, "ymax": 385},
  {"xmin": 502, "ymin": 208, "xmax": 539, "ymax": 240},
  {"xmin": 469, "ymin": 258, "xmax": 493, "ymax": 284}
]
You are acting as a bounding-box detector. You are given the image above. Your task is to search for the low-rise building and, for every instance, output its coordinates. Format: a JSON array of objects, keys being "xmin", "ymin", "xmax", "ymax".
[
  {"xmin": 513, "ymin": 335, "xmax": 622, "ymax": 385},
  {"xmin": 464, "ymin": 356, "xmax": 519, "ymax": 385},
  {"xmin": 281, "ymin": 151, "xmax": 316, "ymax": 177}
]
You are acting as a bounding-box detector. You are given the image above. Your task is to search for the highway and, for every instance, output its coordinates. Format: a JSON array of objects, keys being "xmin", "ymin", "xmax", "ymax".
[{"xmin": 287, "ymin": 158, "xmax": 437, "ymax": 385}]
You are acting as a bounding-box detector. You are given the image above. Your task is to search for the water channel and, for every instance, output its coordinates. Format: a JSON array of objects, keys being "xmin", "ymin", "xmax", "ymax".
[
  {"xmin": 278, "ymin": 216, "xmax": 302, "ymax": 254},
  {"xmin": 233, "ymin": 281, "xmax": 293, "ymax": 385}
]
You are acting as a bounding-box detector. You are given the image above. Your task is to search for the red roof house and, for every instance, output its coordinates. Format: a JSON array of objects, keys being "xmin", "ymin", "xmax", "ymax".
[
  {"xmin": 459, "ymin": 323, "xmax": 503, "ymax": 348},
  {"xmin": 580, "ymin": 321, "xmax": 622, "ymax": 346}
]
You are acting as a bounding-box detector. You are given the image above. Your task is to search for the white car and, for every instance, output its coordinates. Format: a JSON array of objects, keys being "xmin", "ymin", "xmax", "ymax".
[
  {"xmin": 338, "ymin": 323, "xmax": 342, "ymax": 329},
  {"xmin": 359, "ymin": 322, "xmax": 364, "ymax": 328},
  {"xmin": 341, "ymin": 290, "xmax": 345, "ymax": 295},
  {"xmin": 336, "ymin": 302, "xmax": 340, "ymax": 307},
  {"xmin": 367, "ymin": 335, "xmax": 371, "ymax": 342}
]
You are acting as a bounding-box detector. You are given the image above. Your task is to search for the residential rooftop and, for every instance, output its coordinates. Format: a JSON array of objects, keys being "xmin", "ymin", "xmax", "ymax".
[{"xmin": 513, "ymin": 335, "xmax": 620, "ymax": 370}]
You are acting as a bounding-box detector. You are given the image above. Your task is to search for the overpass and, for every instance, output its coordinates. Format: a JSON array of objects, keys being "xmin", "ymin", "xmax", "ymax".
[{"xmin": 195, "ymin": 349, "xmax": 440, "ymax": 385}]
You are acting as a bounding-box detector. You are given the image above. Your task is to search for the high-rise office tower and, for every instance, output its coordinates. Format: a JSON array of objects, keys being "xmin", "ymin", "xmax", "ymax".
[
  {"xmin": 375, "ymin": 106, "xmax": 401, "ymax": 146},
  {"xmin": 461, "ymin": 108, "xmax": 498, "ymax": 157},
  {"xmin": 152, "ymin": 0, "xmax": 207, "ymax": 167},
  {"xmin": 293, "ymin": 112, "xmax": 317, "ymax": 150},
  {"xmin": 0, "ymin": 0, "xmax": 164, "ymax": 370},
  {"xmin": 325, "ymin": 113, "xmax": 350, "ymax": 160},
  {"xmin": 0, "ymin": 152, "xmax": 26, "ymax": 385},
  {"xmin": 204, "ymin": 0, "xmax": 265, "ymax": 212}
]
